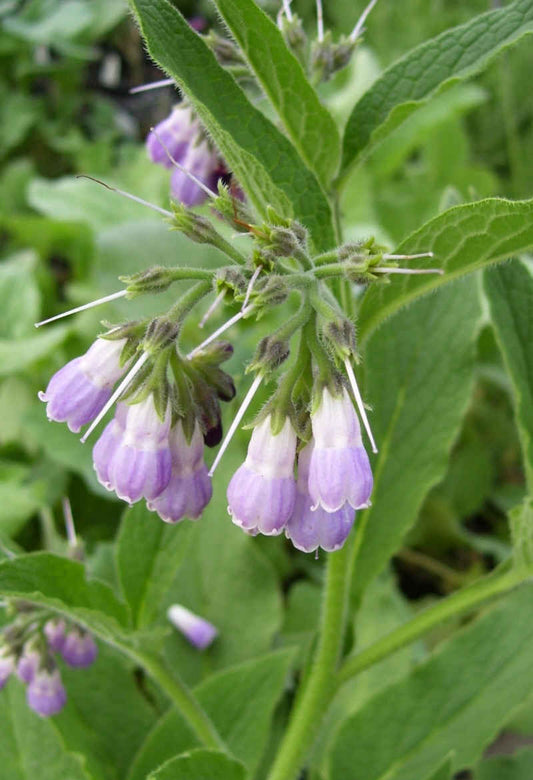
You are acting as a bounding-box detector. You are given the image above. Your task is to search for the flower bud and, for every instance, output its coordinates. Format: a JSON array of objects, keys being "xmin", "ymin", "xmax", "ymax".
[
  {"xmin": 167, "ymin": 604, "xmax": 218, "ymax": 650},
  {"xmin": 61, "ymin": 629, "xmax": 98, "ymax": 668},
  {"xmin": 121, "ymin": 266, "xmax": 176, "ymax": 297},
  {"xmin": 16, "ymin": 641, "xmax": 41, "ymax": 684},
  {"xmin": 44, "ymin": 619, "xmax": 66, "ymax": 653},
  {"xmin": 27, "ymin": 668, "xmax": 66, "ymax": 717}
]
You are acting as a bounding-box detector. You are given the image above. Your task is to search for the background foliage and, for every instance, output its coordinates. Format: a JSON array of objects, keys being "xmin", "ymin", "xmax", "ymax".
[{"xmin": 0, "ymin": 0, "xmax": 532, "ymax": 779}]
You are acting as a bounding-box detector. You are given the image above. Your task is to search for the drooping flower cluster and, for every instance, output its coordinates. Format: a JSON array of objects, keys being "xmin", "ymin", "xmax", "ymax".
[
  {"xmin": 227, "ymin": 386, "xmax": 372, "ymax": 553},
  {"xmin": 0, "ymin": 609, "xmax": 97, "ymax": 717},
  {"xmin": 40, "ymin": 329, "xmax": 234, "ymax": 524},
  {"xmin": 146, "ymin": 102, "xmax": 224, "ymax": 206}
]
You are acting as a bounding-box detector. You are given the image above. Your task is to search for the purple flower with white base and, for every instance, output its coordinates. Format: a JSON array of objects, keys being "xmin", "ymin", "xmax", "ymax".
[
  {"xmin": 0, "ymin": 647, "xmax": 14, "ymax": 689},
  {"xmin": 44, "ymin": 618, "xmax": 66, "ymax": 653},
  {"xmin": 148, "ymin": 421, "xmax": 212, "ymax": 523},
  {"xmin": 286, "ymin": 442, "xmax": 356, "ymax": 553},
  {"xmin": 39, "ymin": 338, "xmax": 127, "ymax": 433},
  {"xmin": 308, "ymin": 387, "xmax": 373, "ymax": 512},
  {"xmin": 170, "ymin": 139, "xmax": 220, "ymax": 207},
  {"xmin": 94, "ymin": 396, "xmax": 172, "ymax": 504},
  {"xmin": 146, "ymin": 105, "xmax": 197, "ymax": 169},
  {"xmin": 27, "ymin": 668, "xmax": 66, "ymax": 717},
  {"xmin": 61, "ymin": 629, "xmax": 98, "ymax": 668},
  {"xmin": 227, "ymin": 416, "xmax": 297, "ymax": 536},
  {"xmin": 167, "ymin": 604, "xmax": 218, "ymax": 650},
  {"xmin": 16, "ymin": 643, "xmax": 41, "ymax": 684}
]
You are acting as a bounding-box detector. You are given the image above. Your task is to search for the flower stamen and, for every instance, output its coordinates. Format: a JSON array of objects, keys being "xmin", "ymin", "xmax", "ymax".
[
  {"xmin": 187, "ymin": 305, "xmax": 253, "ymax": 359},
  {"xmin": 76, "ymin": 175, "xmax": 174, "ymax": 218},
  {"xmin": 129, "ymin": 77, "xmax": 175, "ymax": 94},
  {"xmin": 344, "ymin": 358, "xmax": 378, "ymax": 453},
  {"xmin": 350, "ymin": 0, "xmax": 379, "ymax": 43}
]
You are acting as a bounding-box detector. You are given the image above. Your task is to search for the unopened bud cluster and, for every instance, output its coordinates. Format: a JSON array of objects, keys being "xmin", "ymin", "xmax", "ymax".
[{"xmin": 0, "ymin": 605, "xmax": 97, "ymax": 718}]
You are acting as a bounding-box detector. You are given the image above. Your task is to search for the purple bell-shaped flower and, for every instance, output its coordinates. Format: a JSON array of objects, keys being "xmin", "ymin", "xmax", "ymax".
[
  {"xmin": 308, "ymin": 387, "xmax": 373, "ymax": 512},
  {"xmin": 170, "ymin": 139, "xmax": 220, "ymax": 207},
  {"xmin": 39, "ymin": 337, "xmax": 127, "ymax": 433},
  {"xmin": 148, "ymin": 421, "xmax": 212, "ymax": 523},
  {"xmin": 227, "ymin": 416, "xmax": 297, "ymax": 536},
  {"xmin": 286, "ymin": 442, "xmax": 356, "ymax": 553},
  {"xmin": 93, "ymin": 395, "xmax": 172, "ymax": 504}
]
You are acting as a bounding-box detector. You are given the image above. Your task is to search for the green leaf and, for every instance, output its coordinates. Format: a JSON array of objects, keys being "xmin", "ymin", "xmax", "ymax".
[
  {"xmin": 353, "ymin": 276, "xmax": 483, "ymax": 599},
  {"xmin": 116, "ymin": 503, "xmax": 195, "ymax": 628},
  {"xmin": 148, "ymin": 749, "xmax": 246, "ymax": 780},
  {"xmin": 213, "ymin": 0, "xmax": 340, "ymax": 183},
  {"xmin": 329, "ymin": 585, "xmax": 533, "ymax": 780},
  {"xmin": 55, "ymin": 643, "xmax": 157, "ymax": 780},
  {"xmin": 127, "ymin": 649, "xmax": 294, "ymax": 780},
  {"xmin": 357, "ymin": 198, "xmax": 533, "ymax": 344},
  {"xmin": 341, "ymin": 0, "xmax": 533, "ymax": 173},
  {"xmin": 424, "ymin": 756, "xmax": 453, "ymax": 780},
  {"xmin": 476, "ymin": 748, "xmax": 533, "ymax": 780},
  {"xmin": 484, "ymin": 259, "xmax": 533, "ymax": 491},
  {"xmin": 0, "ymin": 553, "xmax": 130, "ymax": 641},
  {"xmin": 0, "ymin": 252, "xmax": 40, "ymax": 338},
  {"xmin": 509, "ymin": 499, "xmax": 533, "ymax": 573},
  {"xmin": 0, "ymin": 681, "xmax": 91, "ymax": 780},
  {"xmin": 0, "ymin": 327, "xmax": 69, "ymax": 376},
  {"xmin": 128, "ymin": 0, "xmax": 335, "ymax": 250}
]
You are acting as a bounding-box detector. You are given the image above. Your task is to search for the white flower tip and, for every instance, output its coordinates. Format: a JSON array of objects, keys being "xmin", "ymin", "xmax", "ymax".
[{"xmin": 167, "ymin": 604, "xmax": 218, "ymax": 650}]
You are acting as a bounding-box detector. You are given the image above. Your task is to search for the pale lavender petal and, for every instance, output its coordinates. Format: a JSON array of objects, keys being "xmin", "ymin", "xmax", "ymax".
[
  {"xmin": 171, "ymin": 168, "xmax": 209, "ymax": 207},
  {"xmin": 61, "ymin": 630, "xmax": 98, "ymax": 668},
  {"xmin": 227, "ymin": 465, "xmax": 295, "ymax": 535},
  {"xmin": 318, "ymin": 503, "xmax": 355, "ymax": 552},
  {"xmin": 27, "ymin": 669, "xmax": 66, "ymax": 717},
  {"xmin": 108, "ymin": 444, "xmax": 171, "ymax": 504},
  {"xmin": 308, "ymin": 445, "xmax": 372, "ymax": 512},
  {"xmin": 167, "ymin": 604, "xmax": 218, "ymax": 650},
  {"xmin": 146, "ymin": 107, "xmax": 195, "ymax": 168},
  {"xmin": 93, "ymin": 416, "xmax": 124, "ymax": 490},
  {"xmin": 149, "ymin": 467, "xmax": 212, "ymax": 523},
  {"xmin": 286, "ymin": 490, "xmax": 356, "ymax": 554},
  {"xmin": 39, "ymin": 359, "xmax": 109, "ymax": 433}
]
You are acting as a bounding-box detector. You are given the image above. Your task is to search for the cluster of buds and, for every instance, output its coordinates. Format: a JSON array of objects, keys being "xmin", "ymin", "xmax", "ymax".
[
  {"xmin": 278, "ymin": 0, "xmax": 379, "ymax": 83},
  {"xmin": 0, "ymin": 606, "xmax": 97, "ymax": 717}
]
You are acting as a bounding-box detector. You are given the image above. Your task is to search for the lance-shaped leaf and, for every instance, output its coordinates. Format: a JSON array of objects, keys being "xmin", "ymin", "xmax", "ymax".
[
  {"xmin": 341, "ymin": 0, "xmax": 533, "ymax": 173},
  {"xmin": 329, "ymin": 585, "xmax": 533, "ymax": 780},
  {"xmin": 358, "ymin": 198, "xmax": 533, "ymax": 344},
  {"xmin": 352, "ymin": 276, "xmax": 483, "ymax": 599},
  {"xmin": 128, "ymin": 0, "xmax": 334, "ymax": 250},
  {"xmin": 484, "ymin": 260, "xmax": 533, "ymax": 492},
  {"xmin": 213, "ymin": 0, "xmax": 340, "ymax": 183}
]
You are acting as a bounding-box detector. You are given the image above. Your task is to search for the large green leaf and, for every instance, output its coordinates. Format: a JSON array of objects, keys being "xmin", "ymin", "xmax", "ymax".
[
  {"xmin": 127, "ymin": 649, "xmax": 293, "ymax": 780},
  {"xmin": 0, "ymin": 553, "xmax": 130, "ymax": 641},
  {"xmin": 476, "ymin": 748, "xmax": 533, "ymax": 780},
  {"xmin": 352, "ymin": 276, "xmax": 483, "ymax": 598},
  {"xmin": 357, "ymin": 198, "xmax": 533, "ymax": 344},
  {"xmin": 0, "ymin": 251, "xmax": 40, "ymax": 338},
  {"xmin": 148, "ymin": 750, "xmax": 246, "ymax": 780},
  {"xmin": 0, "ymin": 682, "xmax": 91, "ymax": 780},
  {"xmin": 484, "ymin": 260, "xmax": 533, "ymax": 491},
  {"xmin": 0, "ymin": 327, "xmax": 69, "ymax": 376},
  {"xmin": 341, "ymin": 0, "xmax": 533, "ymax": 173},
  {"xmin": 329, "ymin": 585, "xmax": 533, "ymax": 780},
  {"xmin": 116, "ymin": 503, "xmax": 195, "ymax": 628},
  {"xmin": 128, "ymin": 0, "xmax": 335, "ymax": 250},
  {"xmin": 213, "ymin": 0, "xmax": 340, "ymax": 183}
]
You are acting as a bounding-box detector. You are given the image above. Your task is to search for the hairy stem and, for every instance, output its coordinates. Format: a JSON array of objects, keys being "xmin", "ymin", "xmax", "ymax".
[
  {"xmin": 337, "ymin": 564, "xmax": 527, "ymax": 686},
  {"xmin": 266, "ymin": 544, "xmax": 352, "ymax": 780}
]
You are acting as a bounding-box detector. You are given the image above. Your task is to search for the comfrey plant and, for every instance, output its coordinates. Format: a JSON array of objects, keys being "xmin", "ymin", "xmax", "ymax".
[{"xmin": 8, "ymin": 1, "xmax": 533, "ymax": 779}]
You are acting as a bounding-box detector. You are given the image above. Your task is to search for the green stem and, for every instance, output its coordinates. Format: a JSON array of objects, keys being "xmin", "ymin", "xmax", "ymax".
[
  {"xmin": 266, "ymin": 545, "xmax": 352, "ymax": 780},
  {"xmin": 336, "ymin": 565, "xmax": 527, "ymax": 686},
  {"xmin": 117, "ymin": 642, "xmax": 226, "ymax": 751},
  {"xmin": 168, "ymin": 267, "xmax": 215, "ymax": 281},
  {"xmin": 166, "ymin": 280, "xmax": 212, "ymax": 323}
]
